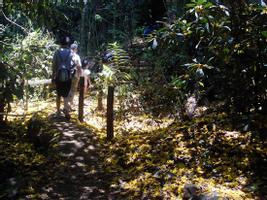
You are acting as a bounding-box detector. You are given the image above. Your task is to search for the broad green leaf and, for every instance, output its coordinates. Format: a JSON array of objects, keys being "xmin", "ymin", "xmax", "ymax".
[{"xmin": 261, "ymin": 31, "xmax": 267, "ymax": 38}]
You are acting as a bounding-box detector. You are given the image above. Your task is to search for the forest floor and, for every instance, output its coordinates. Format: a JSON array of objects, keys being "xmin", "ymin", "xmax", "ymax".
[{"xmin": 0, "ymin": 94, "xmax": 266, "ymax": 199}]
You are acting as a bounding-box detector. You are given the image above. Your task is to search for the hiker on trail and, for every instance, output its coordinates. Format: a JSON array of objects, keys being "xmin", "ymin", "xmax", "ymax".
[
  {"xmin": 51, "ymin": 36, "xmax": 72, "ymax": 120},
  {"xmin": 68, "ymin": 43, "xmax": 82, "ymax": 108},
  {"xmin": 82, "ymin": 57, "xmax": 95, "ymax": 94}
]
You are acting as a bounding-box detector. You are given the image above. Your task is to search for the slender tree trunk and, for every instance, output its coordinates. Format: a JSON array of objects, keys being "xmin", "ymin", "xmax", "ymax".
[
  {"xmin": 176, "ymin": 0, "xmax": 186, "ymax": 16},
  {"xmin": 254, "ymin": 27, "xmax": 264, "ymax": 112},
  {"xmin": 80, "ymin": 2, "xmax": 87, "ymax": 56},
  {"xmin": 113, "ymin": 0, "xmax": 116, "ymax": 41}
]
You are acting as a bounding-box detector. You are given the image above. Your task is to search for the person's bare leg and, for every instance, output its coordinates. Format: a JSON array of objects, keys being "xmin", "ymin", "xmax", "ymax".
[
  {"xmin": 68, "ymin": 76, "xmax": 79, "ymax": 107},
  {"xmin": 63, "ymin": 97, "xmax": 71, "ymax": 120},
  {"xmin": 56, "ymin": 95, "xmax": 61, "ymax": 116}
]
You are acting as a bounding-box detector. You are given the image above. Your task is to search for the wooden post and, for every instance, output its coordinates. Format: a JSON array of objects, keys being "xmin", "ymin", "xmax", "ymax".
[
  {"xmin": 78, "ymin": 76, "xmax": 85, "ymax": 122},
  {"xmin": 107, "ymin": 86, "xmax": 114, "ymax": 140},
  {"xmin": 25, "ymin": 79, "xmax": 29, "ymax": 113},
  {"xmin": 0, "ymin": 101, "xmax": 4, "ymax": 124},
  {"xmin": 97, "ymin": 89, "xmax": 104, "ymax": 111}
]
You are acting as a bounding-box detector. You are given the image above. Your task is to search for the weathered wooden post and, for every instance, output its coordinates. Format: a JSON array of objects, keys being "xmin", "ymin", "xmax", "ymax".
[
  {"xmin": 107, "ymin": 86, "xmax": 114, "ymax": 140},
  {"xmin": 25, "ymin": 79, "xmax": 29, "ymax": 113},
  {"xmin": 78, "ymin": 76, "xmax": 85, "ymax": 122},
  {"xmin": 0, "ymin": 102, "xmax": 4, "ymax": 124},
  {"xmin": 97, "ymin": 90, "xmax": 104, "ymax": 111}
]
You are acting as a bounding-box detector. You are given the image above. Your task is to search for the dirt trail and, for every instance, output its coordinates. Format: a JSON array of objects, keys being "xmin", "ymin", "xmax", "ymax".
[{"xmin": 38, "ymin": 116, "xmax": 116, "ymax": 200}]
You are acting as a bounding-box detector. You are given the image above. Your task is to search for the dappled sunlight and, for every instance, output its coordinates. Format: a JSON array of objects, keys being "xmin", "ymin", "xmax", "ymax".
[
  {"xmin": 34, "ymin": 118, "xmax": 113, "ymax": 200},
  {"xmin": 1, "ymin": 1, "xmax": 266, "ymax": 199},
  {"xmin": 101, "ymin": 113, "xmax": 266, "ymax": 199},
  {"xmin": 0, "ymin": 98, "xmax": 118, "ymax": 199},
  {"xmin": 1, "ymin": 86, "xmax": 266, "ymax": 199}
]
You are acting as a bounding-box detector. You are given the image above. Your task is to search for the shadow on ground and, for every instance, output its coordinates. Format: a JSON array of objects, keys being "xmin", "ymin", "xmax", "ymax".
[{"xmin": 33, "ymin": 114, "xmax": 120, "ymax": 200}]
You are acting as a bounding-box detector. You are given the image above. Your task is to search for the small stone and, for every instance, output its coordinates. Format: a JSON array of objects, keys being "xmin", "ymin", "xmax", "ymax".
[{"xmin": 183, "ymin": 184, "xmax": 199, "ymax": 200}]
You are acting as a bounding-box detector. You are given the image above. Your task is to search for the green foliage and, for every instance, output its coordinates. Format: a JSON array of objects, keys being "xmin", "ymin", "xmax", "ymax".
[
  {"xmin": 0, "ymin": 29, "xmax": 57, "ymax": 117},
  {"xmin": 2, "ymin": 1, "xmax": 83, "ymax": 37},
  {"xmin": 93, "ymin": 42, "xmax": 134, "ymax": 114},
  {"xmin": 8, "ymin": 30, "xmax": 57, "ymax": 80},
  {"xmin": 81, "ymin": 0, "xmax": 138, "ymax": 55},
  {"xmin": 107, "ymin": 42, "xmax": 132, "ymax": 83},
  {"xmin": 140, "ymin": 1, "xmax": 267, "ymax": 114},
  {"xmin": 93, "ymin": 42, "xmax": 131, "ymax": 87}
]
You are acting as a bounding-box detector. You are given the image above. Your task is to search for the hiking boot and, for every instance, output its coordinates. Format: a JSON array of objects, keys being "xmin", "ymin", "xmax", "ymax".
[
  {"xmin": 63, "ymin": 109, "xmax": 71, "ymax": 121},
  {"xmin": 56, "ymin": 111, "xmax": 61, "ymax": 118},
  {"xmin": 65, "ymin": 113, "xmax": 71, "ymax": 121}
]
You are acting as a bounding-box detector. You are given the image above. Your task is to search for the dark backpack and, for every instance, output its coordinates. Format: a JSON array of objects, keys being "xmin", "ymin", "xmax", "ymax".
[{"xmin": 56, "ymin": 49, "xmax": 72, "ymax": 82}]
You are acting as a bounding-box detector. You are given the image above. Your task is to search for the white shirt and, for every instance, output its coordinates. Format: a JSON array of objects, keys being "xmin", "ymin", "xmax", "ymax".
[
  {"xmin": 71, "ymin": 52, "xmax": 82, "ymax": 68},
  {"xmin": 71, "ymin": 52, "xmax": 82, "ymax": 77}
]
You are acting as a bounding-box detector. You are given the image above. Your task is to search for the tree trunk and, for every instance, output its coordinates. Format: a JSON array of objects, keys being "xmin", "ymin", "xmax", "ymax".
[
  {"xmin": 80, "ymin": 2, "xmax": 87, "ymax": 56},
  {"xmin": 176, "ymin": 0, "xmax": 186, "ymax": 16}
]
